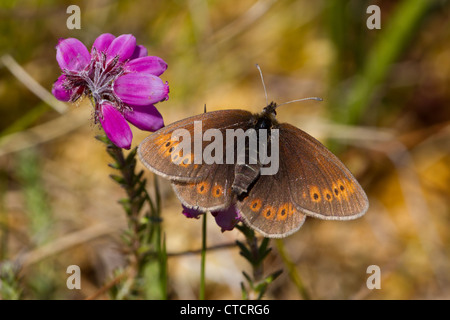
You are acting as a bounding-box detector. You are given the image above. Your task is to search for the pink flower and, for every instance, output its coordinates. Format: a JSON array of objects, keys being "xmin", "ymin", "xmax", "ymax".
[
  {"xmin": 182, "ymin": 205, "xmax": 242, "ymax": 232},
  {"xmin": 52, "ymin": 34, "xmax": 169, "ymax": 149}
]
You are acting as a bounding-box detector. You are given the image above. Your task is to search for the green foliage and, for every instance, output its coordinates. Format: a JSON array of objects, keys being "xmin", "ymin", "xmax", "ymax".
[
  {"xmin": 0, "ymin": 261, "xmax": 22, "ymax": 300},
  {"xmin": 17, "ymin": 150, "xmax": 53, "ymax": 246},
  {"xmin": 328, "ymin": 0, "xmax": 439, "ymax": 125},
  {"xmin": 236, "ymin": 224, "xmax": 282, "ymax": 300},
  {"xmin": 96, "ymin": 135, "xmax": 167, "ymax": 300}
]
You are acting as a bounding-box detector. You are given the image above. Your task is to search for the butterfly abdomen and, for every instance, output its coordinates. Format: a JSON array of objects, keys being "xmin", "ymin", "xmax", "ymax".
[{"xmin": 232, "ymin": 162, "xmax": 260, "ymax": 195}]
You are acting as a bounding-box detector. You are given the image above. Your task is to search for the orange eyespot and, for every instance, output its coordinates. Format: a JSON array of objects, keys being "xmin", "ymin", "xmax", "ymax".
[
  {"xmin": 212, "ymin": 185, "xmax": 224, "ymax": 198},
  {"xmin": 196, "ymin": 182, "xmax": 210, "ymax": 195},
  {"xmin": 261, "ymin": 205, "xmax": 276, "ymax": 220},
  {"xmin": 310, "ymin": 186, "xmax": 321, "ymax": 202},
  {"xmin": 334, "ymin": 179, "xmax": 353, "ymax": 200},
  {"xmin": 276, "ymin": 204, "xmax": 289, "ymax": 221},
  {"xmin": 179, "ymin": 154, "xmax": 193, "ymax": 167},
  {"xmin": 324, "ymin": 189, "xmax": 333, "ymax": 202},
  {"xmin": 249, "ymin": 199, "xmax": 262, "ymax": 212}
]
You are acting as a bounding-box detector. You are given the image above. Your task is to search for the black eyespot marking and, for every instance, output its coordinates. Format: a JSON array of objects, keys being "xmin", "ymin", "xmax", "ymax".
[
  {"xmin": 334, "ymin": 188, "xmax": 339, "ymax": 195},
  {"xmin": 281, "ymin": 209, "xmax": 286, "ymax": 216},
  {"xmin": 340, "ymin": 185, "xmax": 345, "ymax": 191},
  {"xmin": 165, "ymin": 141, "xmax": 171, "ymax": 147},
  {"xmin": 200, "ymin": 185, "xmax": 204, "ymax": 191},
  {"xmin": 250, "ymin": 200, "xmax": 262, "ymax": 212},
  {"xmin": 169, "ymin": 147, "xmax": 174, "ymax": 153},
  {"xmin": 326, "ymin": 193, "xmax": 331, "ymax": 200},
  {"xmin": 313, "ymin": 193, "xmax": 319, "ymax": 200},
  {"xmin": 266, "ymin": 210, "xmax": 271, "ymax": 217}
]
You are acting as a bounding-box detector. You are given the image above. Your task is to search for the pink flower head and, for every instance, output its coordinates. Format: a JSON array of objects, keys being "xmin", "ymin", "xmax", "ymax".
[
  {"xmin": 52, "ymin": 34, "xmax": 169, "ymax": 149},
  {"xmin": 182, "ymin": 205, "xmax": 242, "ymax": 232}
]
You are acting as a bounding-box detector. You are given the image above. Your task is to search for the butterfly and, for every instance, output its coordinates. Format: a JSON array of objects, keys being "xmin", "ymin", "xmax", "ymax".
[{"xmin": 138, "ymin": 100, "xmax": 369, "ymax": 238}]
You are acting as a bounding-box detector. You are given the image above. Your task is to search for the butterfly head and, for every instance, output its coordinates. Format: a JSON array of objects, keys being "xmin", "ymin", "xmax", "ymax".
[
  {"xmin": 262, "ymin": 101, "xmax": 277, "ymax": 116},
  {"xmin": 257, "ymin": 101, "xmax": 279, "ymax": 130}
]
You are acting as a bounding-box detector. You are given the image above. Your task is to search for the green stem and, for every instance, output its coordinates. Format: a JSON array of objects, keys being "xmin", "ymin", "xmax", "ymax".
[
  {"xmin": 275, "ymin": 239, "xmax": 311, "ymax": 300},
  {"xmin": 236, "ymin": 224, "xmax": 280, "ymax": 300},
  {"xmin": 332, "ymin": 0, "xmax": 435, "ymax": 125},
  {"xmin": 248, "ymin": 231, "xmax": 263, "ymax": 282},
  {"xmin": 97, "ymin": 135, "xmax": 167, "ymax": 299},
  {"xmin": 199, "ymin": 213, "xmax": 207, "ymax": 300}
]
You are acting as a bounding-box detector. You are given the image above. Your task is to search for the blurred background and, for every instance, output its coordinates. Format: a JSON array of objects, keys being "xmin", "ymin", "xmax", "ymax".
[{"xmin": 0, "ymin": 0, "xmax": 449, "ymax": 300}]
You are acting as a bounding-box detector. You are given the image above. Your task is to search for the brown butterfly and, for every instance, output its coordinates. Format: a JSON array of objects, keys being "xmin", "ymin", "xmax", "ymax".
[{"xmin": 138, "ymin": 100, "xmax": 369, "ymax": 238}]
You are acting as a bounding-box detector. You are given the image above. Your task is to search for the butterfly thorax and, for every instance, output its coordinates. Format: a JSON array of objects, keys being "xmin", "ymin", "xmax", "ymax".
[
  {"xmin": 232, "ymin": 102, "xmax": 279, "ymax": 197},
  {"xmin": 254, "ymin": 101, "xmax": 279, "ymax": 131}
]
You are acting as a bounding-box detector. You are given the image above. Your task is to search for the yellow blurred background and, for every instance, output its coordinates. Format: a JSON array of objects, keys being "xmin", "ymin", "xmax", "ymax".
[{"xmin": 0, "ymin": 0, "xmax": 449, "ymax": 299}]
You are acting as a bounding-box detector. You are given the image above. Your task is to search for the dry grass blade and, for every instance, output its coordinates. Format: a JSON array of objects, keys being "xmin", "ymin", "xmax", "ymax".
[
  {"xmin": 12, "ymin": 221, "xmax": 123, "ymax": 271},
  {"xmin": 0, "ymin": 54, "xmax": 67, "ymax": 114},
  {"xmin": 0, "ymin": 107, "xmax": 89, "ymax": 157}
]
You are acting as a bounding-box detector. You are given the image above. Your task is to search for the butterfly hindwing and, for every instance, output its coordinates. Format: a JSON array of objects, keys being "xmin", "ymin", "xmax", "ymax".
[
  {"xmin": 236, "ymin": 163, "xmax": 307, "ymax": 238},
  {"xmin": 233, "ymin": 124, "xmax": 306, "ymax": 238},
  {"xmin": 171, "ymin": 163, "xmax": 236, "ymax": 211}
]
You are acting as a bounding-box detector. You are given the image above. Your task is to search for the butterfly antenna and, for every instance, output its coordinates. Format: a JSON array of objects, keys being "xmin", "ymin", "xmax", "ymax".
[
  {"xmin": 276, "ymin": 97, "xmax": 323, "ymax": 109},
  {"xmin": 256, "ymin": 64, "xmax": 269, "ymax": 106}
]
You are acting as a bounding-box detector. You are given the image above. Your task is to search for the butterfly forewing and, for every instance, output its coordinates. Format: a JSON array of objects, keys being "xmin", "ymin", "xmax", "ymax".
[
  {"xmin": 236, "ymin": 160, "xmax": 307, "ymax": 238},
  {"xmin": 279, "ymin": 123, "xmax": 369, "ymax": 220},
  {"xmin": 138, "ymin": 110, "xmax": 253, "ymax": 182}
]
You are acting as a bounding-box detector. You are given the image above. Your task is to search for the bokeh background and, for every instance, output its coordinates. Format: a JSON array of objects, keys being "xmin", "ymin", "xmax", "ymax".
[{"xmin": 0, "ymin": 0, "xmax": 449, "ymax": 300}]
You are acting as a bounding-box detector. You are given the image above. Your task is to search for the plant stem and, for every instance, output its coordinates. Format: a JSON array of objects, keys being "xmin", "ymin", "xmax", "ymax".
[
  {"xmin": 199, "ymin": 213, "xmax": 207, "ymax": 300},
  {"xmin": 97, "ymin": 135, "xmax": 167, "ymax": 299},
  {"xmin": 332, "ymin": 0, "xmax": 435, "ymax": 125},
  {"xmin": 236, "ymin": 224, "xmax": 281, "ymax": 300},
  {"xmin": 275, "ymin": 239, "xmax": 311, "ymax": 300}
]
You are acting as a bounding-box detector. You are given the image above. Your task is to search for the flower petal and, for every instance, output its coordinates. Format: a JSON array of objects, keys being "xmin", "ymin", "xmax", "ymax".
[
  {"xmin": 129, "ymin": 45, "xmax": 148, "ymax": 60},
  {"xmin": 182, "ymin": 205, "xmax": 203, "ymax": 219},
  {"xmin": 56, "ymin": 38, "xmax": 91, "ymax": 71},
  {"xmin": 124, "ymin": 104, "xmax": 164, "ymax": 131},
  {"xmin": 211, "ymin": 206, "xmax": 241, "ymax": 232},
  {"xmin": 99, "ymin": 103, "xmax": 133, "ymax": 149},
  {"xmin": 106, "ymin": 34, "xmax": 136, "ymax": 62},
  {"xmin": 52, "ymin": 75, "xmax": 72, "ymax": 101},
  {"xmin": 92, "ymin": 33, "xmax": 115, "ymax": 53},
  {"xmin": 124, "ymin": 56, "xmax": 168, "ymax": 76},
  {"xmin": 114, "ymin": 73, "xmax": 169, "ymax": 106}
]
